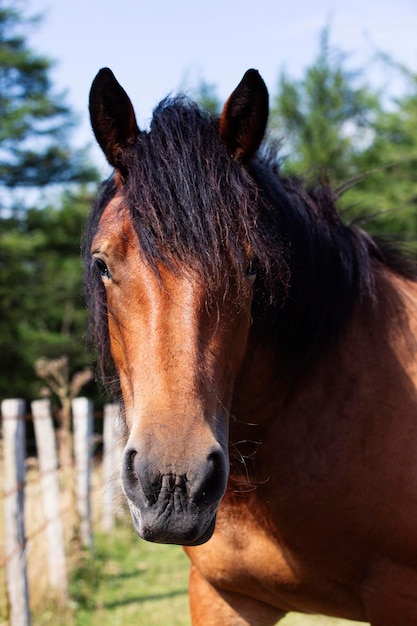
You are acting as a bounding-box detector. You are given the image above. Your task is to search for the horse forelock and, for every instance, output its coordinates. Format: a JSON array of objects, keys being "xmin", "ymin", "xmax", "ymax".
[{"xmin": 122, "ymin": 97, "xmax": 287, "ymax": 294}]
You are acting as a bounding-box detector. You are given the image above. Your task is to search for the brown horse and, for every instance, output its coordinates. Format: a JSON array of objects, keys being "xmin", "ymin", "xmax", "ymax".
[{"xmin": 86, "ymin": 67, "xmax": 417, "ymax": 625}]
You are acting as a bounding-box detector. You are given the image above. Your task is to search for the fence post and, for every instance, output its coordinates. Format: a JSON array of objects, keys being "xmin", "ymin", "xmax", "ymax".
[
  {"xmin": 2, "ymin": 398, "xmax": 31, "ymax": 626},
  {"xmin": 102, "ymin": 403, "xmax": 124, "ymax": 531},
  {"xmin": 72, "ymin": 396, "xmax": 93, "ymax": 548},
  {"xmin": 31, "ymin": 399, "xmax": 68, "ymax": 603}
]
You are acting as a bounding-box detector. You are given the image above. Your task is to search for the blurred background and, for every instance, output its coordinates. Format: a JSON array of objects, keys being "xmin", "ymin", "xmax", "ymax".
[{"xmin": 0, "ymin": 0, "xmax": 416, "ymax": 624}]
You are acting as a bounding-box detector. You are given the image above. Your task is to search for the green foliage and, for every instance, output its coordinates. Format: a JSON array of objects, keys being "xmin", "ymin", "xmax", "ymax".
[
  {"xmin": 0, "ymin": 186, "xmax": 96, "ymax": 399},
  {"xmin": 270, "ymin": 28, "xmax": 417, "ymax": 242},
  {"xmin": 343, "ymin": 69, "xmax": 417, "ymax": 240},
  {"xmin": 271, "ymin": 28, "xmax": 380, "ymax": 183},
  {"xmin": 0, "ymin": 0, "xmax": 99, "ymax": 401},
  {"xmin": 0, "ymin": 0, "xmax": 97, "ymax": 207}
]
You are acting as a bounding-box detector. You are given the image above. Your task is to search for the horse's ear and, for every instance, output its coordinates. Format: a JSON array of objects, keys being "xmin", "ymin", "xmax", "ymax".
[
  {"xmin": 219, "ymin": 69, "xmax": 269, "ymax": 164},
  {"xmin": 89, "ymin": 68, "xmax": 139, "ymax": 168}
]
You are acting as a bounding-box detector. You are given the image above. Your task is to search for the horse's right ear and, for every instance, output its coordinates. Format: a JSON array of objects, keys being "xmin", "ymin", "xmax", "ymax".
[
  {"xmin": 89, "ymin": 68, "xmax": 139, "ymax": 168},
  {"xmin": 219, "ymin": 69, "xmax": 269, "ymax": 164}
]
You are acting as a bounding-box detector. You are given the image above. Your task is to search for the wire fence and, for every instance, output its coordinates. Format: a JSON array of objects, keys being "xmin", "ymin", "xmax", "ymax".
[{"xmin": 0, "ymin": 398, "xmax": 126, "ymax": 626}]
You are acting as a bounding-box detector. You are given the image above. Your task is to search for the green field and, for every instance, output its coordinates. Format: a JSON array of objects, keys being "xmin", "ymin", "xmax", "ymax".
[{"xmin": 30, "ymin": 521, "xmax": 368, "ymax": 626}]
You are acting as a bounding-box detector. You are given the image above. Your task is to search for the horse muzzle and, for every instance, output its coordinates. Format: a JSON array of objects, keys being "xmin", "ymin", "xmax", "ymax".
[{"xmin": 121, "ymin": 443, "xmax": 228, "ymax": 545}]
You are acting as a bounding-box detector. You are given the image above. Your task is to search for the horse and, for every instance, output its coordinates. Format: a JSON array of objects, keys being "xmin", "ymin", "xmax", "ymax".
[{"xmin": 85, "ymin": 67, "xmax": 417, "ymax": 625}]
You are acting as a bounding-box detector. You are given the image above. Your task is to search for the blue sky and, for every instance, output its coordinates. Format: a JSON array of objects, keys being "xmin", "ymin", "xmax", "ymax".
[{"xmin": 28, "ymin": 0, "xmax": 417, "ymax": 171}]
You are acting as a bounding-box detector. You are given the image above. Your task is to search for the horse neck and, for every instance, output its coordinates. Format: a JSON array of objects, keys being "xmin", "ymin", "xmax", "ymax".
[{"xmin": 231, "ymin": 262, "xmax": 417, "ymax": 440}]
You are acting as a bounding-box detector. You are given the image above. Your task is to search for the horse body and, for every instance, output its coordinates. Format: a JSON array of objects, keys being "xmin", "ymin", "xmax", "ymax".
[{"xmin": 86, "ymin": 67, "xmax": 417, "ymax": 624}]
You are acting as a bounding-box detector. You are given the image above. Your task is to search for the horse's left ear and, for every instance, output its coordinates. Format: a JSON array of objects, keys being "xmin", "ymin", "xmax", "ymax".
[
  {"xmin": 219, "ymin": 69, "xmax": 269, "ymax": 164},
  {"xmin": 89, "ymin": 67, "xmax": 139, "ymax": 168}
]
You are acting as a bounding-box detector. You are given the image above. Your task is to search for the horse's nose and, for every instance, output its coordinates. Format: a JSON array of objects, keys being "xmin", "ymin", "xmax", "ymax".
[{"xmin": 122, "ymin": 445, "xmax": 227, "ymax": 508}]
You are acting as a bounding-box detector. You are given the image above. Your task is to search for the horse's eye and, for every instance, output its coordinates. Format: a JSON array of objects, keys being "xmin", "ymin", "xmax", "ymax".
[
  {"xmin": 247, "ymin": 260, "xmax": 258, "ymax": 281},
  {"xmin": 94, "ymin": 257, "xmax": 111, "ymax": 279}
]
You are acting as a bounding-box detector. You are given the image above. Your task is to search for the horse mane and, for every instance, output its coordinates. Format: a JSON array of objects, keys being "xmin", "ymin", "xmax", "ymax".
[{"xmin": 84, "ymin": 95, "xmax": 417, "ymax": 389}]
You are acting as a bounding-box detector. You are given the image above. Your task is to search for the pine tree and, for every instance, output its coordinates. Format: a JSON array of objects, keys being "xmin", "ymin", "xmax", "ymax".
[
  {"xmin": 270, "ymin": 28, "xmax": 379, "ymax": 184},
  {"xmin": 0, "ymin": 0, "xmax": 96, "ymax": 211},
  {"xmin": 0, "ymin": 0, "xmax": 98, "ymax": 398}
]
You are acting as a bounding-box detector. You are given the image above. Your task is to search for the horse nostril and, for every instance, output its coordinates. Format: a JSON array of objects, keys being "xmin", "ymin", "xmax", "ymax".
[
  {"xmin": 190, "ymin": 448, "xmax": 227, "ymax": 506},
  {"xmin": 123, "ymin": 448, "xmax": 137, "ymax": 483},
  {"xmin": 126, "ymin": 448, "xmax": 136, "ymax": 470},
  {"xmin": 123, "ymin": 447, "xmax": 162, "ymax": 505},
  {"xmin": 207, "ymin": 448, "xmax": 225, "ymax": 476}
]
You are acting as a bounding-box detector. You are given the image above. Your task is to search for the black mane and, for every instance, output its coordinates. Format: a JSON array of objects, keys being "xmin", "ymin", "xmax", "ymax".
[{"xmin": 84, "ymin": 95, "xmax": 417, "ymax": 388}]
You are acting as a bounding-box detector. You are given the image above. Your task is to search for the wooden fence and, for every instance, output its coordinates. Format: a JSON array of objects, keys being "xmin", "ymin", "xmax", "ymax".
[{"xmin": 0, "ymin": 397, "xmax": 125, "ymax": 626}]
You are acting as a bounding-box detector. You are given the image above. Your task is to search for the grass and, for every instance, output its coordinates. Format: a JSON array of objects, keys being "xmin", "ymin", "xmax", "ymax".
[{"xmin": 70, "ymin": 522, "xmax": 190, "ymax": 626}]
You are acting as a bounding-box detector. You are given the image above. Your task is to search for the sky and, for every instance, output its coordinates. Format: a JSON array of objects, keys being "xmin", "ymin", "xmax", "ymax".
[{"xmin": 27, "ymin": 0, "xmax": 417, "ymax": 172}]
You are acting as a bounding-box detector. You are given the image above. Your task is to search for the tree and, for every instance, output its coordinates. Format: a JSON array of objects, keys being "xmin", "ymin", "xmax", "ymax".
[
  {"xmin": 0, "ymin": 185, "xmax": 98, "ymax": 399},
  {"xmin": 35, "ymin": 355, "xmax": 93, "ymax": 468},
  {"xmin": 343, "ymin": 68, "xmax": 417, "ymax": 241},
  {"xmin": 270, "ymin": 28, "xmax": 380, "ymax": 184},
  {"xmin": 0, "ymin": 0, "xmax": 99, "ymax": 400},
  {"xmin": 0, "ymin": 0, "xmax": 96, "ymax": 212},
  {"xmin": 270, "ymin": 28, "xmax": 417, "ymax": 243}
]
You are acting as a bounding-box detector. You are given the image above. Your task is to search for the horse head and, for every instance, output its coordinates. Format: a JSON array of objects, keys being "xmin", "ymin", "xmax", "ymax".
[{"xmin": 88, "ymin": 68, "xmax": 268, "ymax": 545}]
